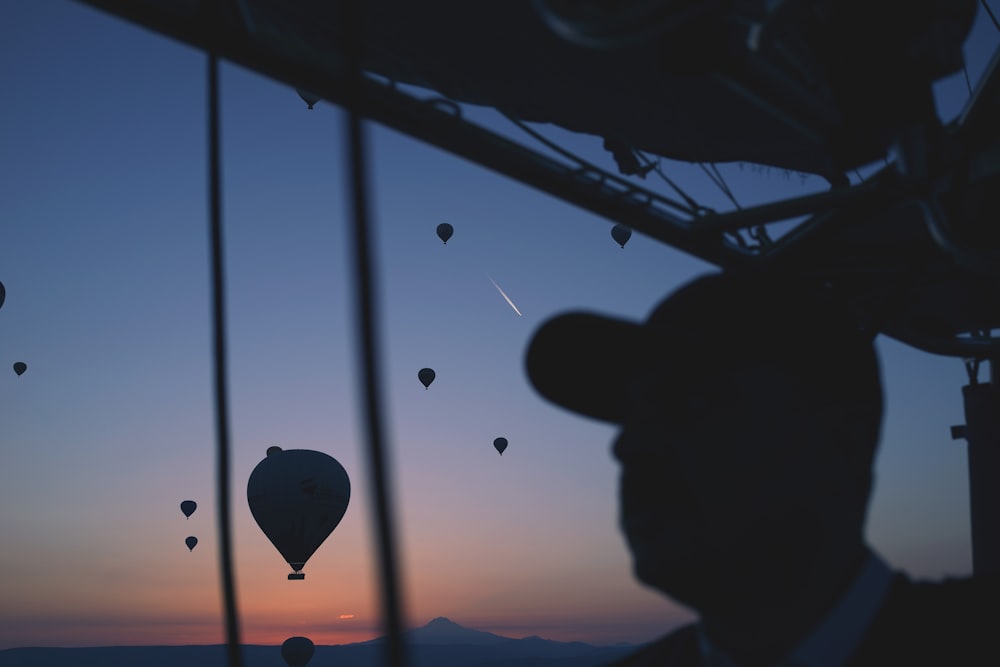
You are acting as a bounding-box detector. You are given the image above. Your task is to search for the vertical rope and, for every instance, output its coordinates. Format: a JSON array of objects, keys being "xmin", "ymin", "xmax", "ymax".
[
  {"xmin": 340, "ymin": 2, "xmax": 408, "ymax": 666},
  {"xmin": 206, "ymin": 32, "xmax": 243, "ymax": 667}
]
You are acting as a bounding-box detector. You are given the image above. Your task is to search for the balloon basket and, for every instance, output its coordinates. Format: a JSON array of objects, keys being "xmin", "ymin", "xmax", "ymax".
[{"xmin": 288, "ymin": 572, "xmax": 305, "ymax": 580}]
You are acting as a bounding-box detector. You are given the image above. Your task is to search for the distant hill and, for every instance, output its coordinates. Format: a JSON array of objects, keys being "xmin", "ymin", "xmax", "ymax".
[{"xmin": 0, "ymin": 617, "xmax": 639, "ymax": 667}]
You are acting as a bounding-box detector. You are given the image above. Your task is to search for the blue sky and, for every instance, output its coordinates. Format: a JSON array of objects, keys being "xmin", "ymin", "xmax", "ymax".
[{"xmin": 0, "ymin": 0, "xmax": 997, "ymax": 649}]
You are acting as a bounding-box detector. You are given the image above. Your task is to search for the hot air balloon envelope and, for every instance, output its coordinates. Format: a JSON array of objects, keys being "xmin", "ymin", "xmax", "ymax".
[
  {"xmin": 436, "ymin": 223, "xmax": 454, "ymax": 244},
  {"xmin": 13, "ymin": 362, "xmax": 26, "ymax": 377},
  {"xmin": 247, "ymin": 449, "xmax": 350, "ymax": 578},
  {"xmin": 180, "ymin": 500, "xmax": 197, "ymax": 518},
  {"xmin": 494, "ymin": 437, "xmax": 508, "ymax": 455},
  {"xmin": 185, "ymin": 536, "xmax": 198, "ymax": 551},
  {"xmin": 282, "ymin": 636, "xmax": 315, "ymax": 667},
  {"xmin": 418, "ymin": 368, "xmax": 436, "ymax": 389},
  {"xmin": 0, "ymin": 280, "xmax": 5, "ymax": 310},
  {"xmin": 611, "ymin": 225, "xmax": 632, "ymax": 248}
]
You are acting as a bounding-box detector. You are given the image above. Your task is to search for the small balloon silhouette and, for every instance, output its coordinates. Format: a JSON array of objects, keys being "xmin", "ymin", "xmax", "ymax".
[
  {"xmin": 436, "ymin": 223, "xmax": 454, "ymax": 244},
  {"xmin": 611, "ymin": 224, "xmax": 632, "ymax": 248},
  {"xmin": 418, "ymin": 368, "xmax": 436, "ymax": 389},
  {"xmin": 296, "ymin": 88, "xmax": 321, "ymax": 109},
  {"xmin": 13, "ymin": 362, "xmax": 26, "ymax": 377},
  {"xmin": 282, "ymin": 636, "xmax": 315, "ymax": 667},
  {"xmin": 180, "ymin": 500, "xmax": 197, "ymax": 519},
  {"xmin": 185, "ymin": 536, "xmax": 198, "ymax": 551},
  {"xmin": 494, "ymin": 437, "xmax": 508, "ymax": 455}
]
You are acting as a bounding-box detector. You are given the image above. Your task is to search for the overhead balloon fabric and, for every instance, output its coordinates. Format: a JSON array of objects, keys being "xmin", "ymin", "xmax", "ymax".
[
  {"xmin": 436, "ymin": 223, "xmax": 454, "ymax": 244},
  {"xmin": 180, "ymin": 500, "xmax": 197, "ymax": 519},
  {"xmin": 185, "ymin": 536, "xmax": 198, "ymax": 551},
  {"xmin": 494, "ymin": 437, "xmax": 508, "ymax": 455},
  {"xmin": 418, "ymin": 368, "xmax": 436, "ymax": 389},
  {"xmin": 611, "ymin": 224, "xmax": 632, "ymax": 248},
  {"xmin": 281, "ymin": 636, "xmax": 315, "ymax": 667},
  {"xmin": 12, "ymin": 362, "xmax": 26, "ymax": 377},
  {"xmin": 247, "ymin": 448, "xmax": 351, "ymax": 577}
]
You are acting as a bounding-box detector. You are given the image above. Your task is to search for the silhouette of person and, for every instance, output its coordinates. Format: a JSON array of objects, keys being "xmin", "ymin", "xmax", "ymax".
[{"xmin": 525, "ymin": 271, "xmax": 997, "ymax": 666}]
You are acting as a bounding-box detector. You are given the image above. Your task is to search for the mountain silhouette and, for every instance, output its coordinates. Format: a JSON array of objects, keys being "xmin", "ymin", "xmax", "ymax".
[
  {"xmin": 0, "ymin": 617, "xmax": 638, "ymax": 667},
  {"xmin": 408, "ymin": 616, "xmax": 511, "ymax": 645}
]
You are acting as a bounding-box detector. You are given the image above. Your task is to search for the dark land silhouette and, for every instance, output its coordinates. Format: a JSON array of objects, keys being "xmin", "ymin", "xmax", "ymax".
[{"xmin": 0, "ymin": 617, "xmax": 636, "ymax": 667}]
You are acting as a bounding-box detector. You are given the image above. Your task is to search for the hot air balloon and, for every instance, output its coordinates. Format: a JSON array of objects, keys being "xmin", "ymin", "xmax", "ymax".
[
  {"xmin": 436, "ymin": 223, "xmax": 454, "ymax": 244},
  {"xmin": 611, "ymin": 224, "xmax": 632, "ymax": 248},
  {"xmin": 180, "ymin": 500, "xmax": 197, "ymax": 519},
  {"xmin": 12, "ymin": 362, "xmax": 26, "ymax": 377},
  {"xmin": 418, "ymin": 368, "xmax": 436, "ymax": 389},
  {"xmin": 296, "ymin": 88, "xmax": 321, "ymax": 109},
  {"xmin": 247, "ymin": 447, "xmax": 351, "ymax": 579},
  {"xmin": 185, "ymin": 536, "xmax": 198, "ymax": 551},
  {"xmin": 494, "ymin": 437, "xmax": 508, "ymax": 455},
  {"xmin": 281, "ymin": 636, "xmax": 315, "ymax": 667},
  {"xmin": 0, "ymin": 280, "xmax": 5, "ymax": 310}
]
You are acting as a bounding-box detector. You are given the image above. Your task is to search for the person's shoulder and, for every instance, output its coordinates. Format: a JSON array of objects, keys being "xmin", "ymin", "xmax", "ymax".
[
  {"xmin": 850, "ymin": 572, "xmax": 1000, "ymax": 666},
  {"xmin": 888, "ymin": 571, "xmax": 1000, "ymax": 609},
  {"xmin": 604, "ymin": 624, "xmax": 700, "ymax": 667},
  {"xmin": 877, "ymin": 571, "xmax": 1000, "ymax": 633}
]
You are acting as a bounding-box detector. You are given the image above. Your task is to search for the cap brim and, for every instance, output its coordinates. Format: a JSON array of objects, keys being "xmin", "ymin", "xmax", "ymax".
[{"xmin": 525, "ymin": 311, "xmax": 654, "ymax": 423}]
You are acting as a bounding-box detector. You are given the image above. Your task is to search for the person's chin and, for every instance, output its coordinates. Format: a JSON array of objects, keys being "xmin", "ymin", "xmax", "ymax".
[{"xmin": 629, "ymin": 542, "xmax": 706, "ymax": 602}]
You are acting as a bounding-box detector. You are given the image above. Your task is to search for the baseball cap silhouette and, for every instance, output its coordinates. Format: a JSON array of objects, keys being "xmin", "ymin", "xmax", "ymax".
[{"xmin": 525, "ymin": 271, "xmax": 879, "ymax": 424}]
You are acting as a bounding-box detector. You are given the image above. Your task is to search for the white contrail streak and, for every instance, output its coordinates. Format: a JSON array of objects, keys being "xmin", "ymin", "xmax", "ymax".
[{"xmin": 488, "ymin": 276, "xmax": 523, "ymax": 316}]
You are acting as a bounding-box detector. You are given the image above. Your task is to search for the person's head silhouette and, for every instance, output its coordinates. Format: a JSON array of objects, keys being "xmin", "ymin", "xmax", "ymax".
[{"xmin": 526, "ymin": 271, "xmax": 890, "ymax": 665}]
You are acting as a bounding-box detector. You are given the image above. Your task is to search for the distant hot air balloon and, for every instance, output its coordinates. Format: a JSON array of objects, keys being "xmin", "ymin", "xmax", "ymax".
[
  {"xmin": 493, "ymin": 437, "xmax": 508, "ymax": 455},
  {"xmin": 0, "ymin": 280, "xmax": 5, "ymax": 310},
  {"xmin": 418, "ymin": 368, "xmax": 436, "ymax": 389},
  {"xmin": 296, "ymin": 88, "xmax": 321, "ymax": 109},
  {"xmin": 180, "ymin": 500, "xmax": 197, "ymax": 519},
  {"xmin": 282, "ymin": 636, "xmax": 315, "ymax": 667},
  {"xmin": 185, "ymin": 536, "xmax": 198, "ymax": 551},
  {"xmin": 247, "ymin": 448, "xmax": 351, "ymax": 579},
  {"xmin": 611, "ymin": 224, "xmax": 632, "ymax": 248},
  {"xmin": 436, "ymin": 223, "xmax": 454, "ymax": 244},
  {"xmin": 12, "ymin": 362, "xmax": 26, "ymax": 377}
]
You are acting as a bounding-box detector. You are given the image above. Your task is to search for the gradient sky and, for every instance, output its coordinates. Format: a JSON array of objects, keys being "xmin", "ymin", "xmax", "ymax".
[{"xmin": 1, "ymin": 0, "xmax": 998, "ymax": 651}]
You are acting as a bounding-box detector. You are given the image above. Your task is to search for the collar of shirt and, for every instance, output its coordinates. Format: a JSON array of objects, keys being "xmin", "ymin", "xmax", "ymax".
[{"xmin": 696, "ymin": 551, "xmax": 895, "ymax": 667}]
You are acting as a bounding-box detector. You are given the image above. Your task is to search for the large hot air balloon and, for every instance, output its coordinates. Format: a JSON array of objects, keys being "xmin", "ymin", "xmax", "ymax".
[
  {"xmin": 247, "ymin": 447, "xmax": 351, "ymax": 579},
  {"xmin": 611, "ymin": 224, "xmax": 632, "ymax": 248},
  {"xmin": 436, "ymin": 223, "xmax": 454, "ymax": 244},
  {"xmin": 180, "ymin": 500, "xmax": 197, "ymax": 519},
  {"xmin": 281, "ymin": 637, "xmax": 315, "ymax": 667},
  {"xmin": 418, "ymin": 368, "xmax": 436, "ymax": 389},
  {"xmin": 12, "ymin": 362, "xmax": 26, "ymax": 377},
  {"xmin": 185, "ymin": 536, "xmax": 198, "ymax": 551},
  {"xmin": 296, "ymin": 88, "xmax": 321, "ymax": 109},
  {"xmin": 493, "ymin": 437, "xmax": 508, "ymax": 455}
]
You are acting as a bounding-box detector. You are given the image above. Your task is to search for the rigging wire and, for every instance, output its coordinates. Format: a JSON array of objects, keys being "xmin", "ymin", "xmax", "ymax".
[
  {"xmin": 341, "ymin": 2, "xmax": 408, "ymax": 666},
  {"xmin": 501, "ymin": 111, "xmax": 699, "ymax": 216},
  {"xmin": 634, "ymin": 151, "xmax": 706, "ymax": 213},
  {"xmin": 982, "ymin": 0, "xmax": 1000, "ymax": 33},
  {"xmin": 699, "ymin": 162, "xmax": 741, "ymax": 210},
  {"xmin": 206, "ymin": 31, "xmax": 242, "ymax": 667}
]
